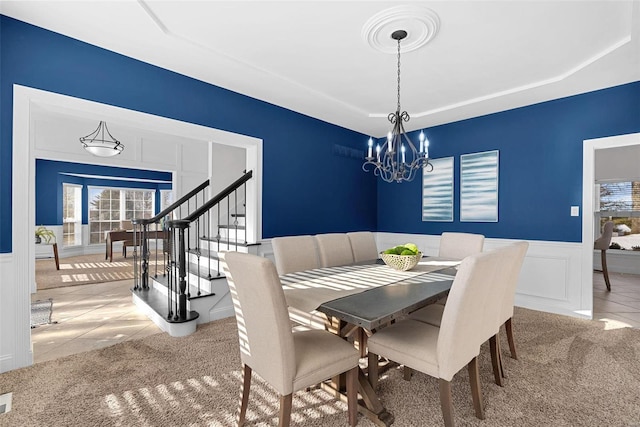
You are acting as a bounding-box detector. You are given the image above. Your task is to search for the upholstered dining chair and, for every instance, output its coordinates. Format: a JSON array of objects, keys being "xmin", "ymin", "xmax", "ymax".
[
  {"xmin": 430, "ymin": 232, "xmax": 485, "ymax": 307},
  {"xmin": 271, "ymin": 235, "xmax": 320, "ymax": 275},
  {"xmin": 347, "ymin": 231, "xmax": 379, "ymax": 262},
  {"xmin": 594, "ymin": 221, "xmax": 614, "ymax": 291},
  {"xmin": 315, "ymin": 233, "xmax": 355, "ymax": 267},
  {"xmin": 367, "ymin": 249, "xmax": 504, "ymax": 427},
  {"xmin": 408, "ymin": 242, "xmax": 529, "ymax": 387},
  {"xmin": 438, "ymin": 232, "xmax": 485, "ymax": 259},
  {"xmin": 220, "ymin": 251, "xmax": 360, "ymax": 427}
]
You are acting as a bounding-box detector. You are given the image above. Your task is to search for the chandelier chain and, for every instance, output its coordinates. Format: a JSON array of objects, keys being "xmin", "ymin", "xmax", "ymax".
[{"xmin": 396, "ymin": 38, "xmax": 401, "ymax": 113}]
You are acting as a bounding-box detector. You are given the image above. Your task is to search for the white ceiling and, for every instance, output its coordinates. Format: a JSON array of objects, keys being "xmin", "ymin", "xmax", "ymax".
[{"xmin": 2, "ymin": 0, "xmax": 639, "ymax": 137}]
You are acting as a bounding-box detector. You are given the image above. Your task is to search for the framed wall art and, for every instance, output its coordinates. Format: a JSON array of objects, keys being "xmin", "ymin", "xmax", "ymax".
[{"xmin": 460, "ymin": 150, "xmax": 499, "ymax": 222}]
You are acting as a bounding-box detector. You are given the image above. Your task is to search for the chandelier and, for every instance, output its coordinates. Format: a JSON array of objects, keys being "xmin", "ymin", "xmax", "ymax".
[
  {"xmin": 80, "ymin": 121, "xmax": 124, "ymax": 157},
  {"xmin": 363, "ymin": 30, "xmax": 432, "ymax": 183}
]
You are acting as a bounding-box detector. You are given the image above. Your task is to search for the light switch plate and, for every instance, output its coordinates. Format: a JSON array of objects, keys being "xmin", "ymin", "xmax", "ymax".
[{"xmin": 571, "ymin": 206, "xmax": 579, "ymax": 216}]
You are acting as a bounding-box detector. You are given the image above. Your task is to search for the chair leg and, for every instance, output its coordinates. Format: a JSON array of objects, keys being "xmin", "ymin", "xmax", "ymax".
[
  {"xmin": 238, "ymin": 364, "xmax": 251, "ymax": 427},
  {"xmin": 467, "ymin": 357, "xmax": 485, "ymax": 420},
  {"xmin": 489, "ymin": 335, "xmax": 504, "ymax": 386},
  {"xmin": 278, "ymin": 394, "xmax": 293, "ymax": 427},
  {"xmin": 505, "ymin": 318, "xmax": 518, "ymax": 360},
  {"xmin": 346, "ymin": 367, "xmax": 359, "ymax": 426},
  {"xmin": 438, "ymin": 379, "xmax": 454, "ymax": 427},
  {"xmin": 601, "ymin": 249, "xmax": 611, "ymax": 291},
  {"xmin": 368, "ymin": 352, "xmax": 379, "ymax": 388}
]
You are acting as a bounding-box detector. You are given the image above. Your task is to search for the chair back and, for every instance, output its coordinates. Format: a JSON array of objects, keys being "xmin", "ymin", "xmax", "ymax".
[
  {"xmin": 272, "ymin": 235, "xmax": 320, "ymax": 275},
  {"xmin": 438, "ymin": 232, "xmax": 485, "ymax": 259},
  {"xmin": 220, "ymin": 251, "xmax": 296, "ymax": 395},
  {"xmin": 497, "ymin": 242, "xmax": 529, "ymax": 325},
  {"xmin": 315, "ymin": 233, "xmax": 355, "ymax": 267},
  {"xmin": 436, "ymin": 248, "xmax": 501, "ymax": 380},
  {"xmin": 347, "ymin": 231, "xmax": 378, "ymax": 262},
  {"xmin": 594, "ymin": 221, "xmax": 614, "ymax": 250}
]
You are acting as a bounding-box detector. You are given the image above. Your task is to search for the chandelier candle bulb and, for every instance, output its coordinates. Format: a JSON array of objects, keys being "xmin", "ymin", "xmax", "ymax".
[
  {"xmin": 376, "ymin": 144, "xmax": 381, "ymax": 161},
  {"xmin": 367, "ymin": 138, "xmax": 373, "ymax": 158},
  {"xmin": 401, "ymin": 144, "xmax": 406, "ymax": 163}
]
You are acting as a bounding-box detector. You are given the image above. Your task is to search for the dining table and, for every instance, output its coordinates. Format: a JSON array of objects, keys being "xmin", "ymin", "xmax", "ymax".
[{"xmin": 279, "ymin": 257, "xmax": 460, "ymax": 426}]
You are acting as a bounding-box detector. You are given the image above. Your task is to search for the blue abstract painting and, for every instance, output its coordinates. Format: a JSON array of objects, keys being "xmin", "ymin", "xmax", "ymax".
[
  {"xmin": 422, "ymin": 157, "xmax": 454, "ymax": 222},
  {"xmin": 460, "ymin": 150, "xmax": 499, "ymax": 222}
]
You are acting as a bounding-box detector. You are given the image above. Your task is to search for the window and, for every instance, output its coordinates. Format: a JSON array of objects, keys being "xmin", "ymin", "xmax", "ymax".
[
  {"xmin": 88, "ymin": 187, "xmax": 155, "ymax": 244},
  {"xmin": 62, "ymin": 184, "xmax": 82, "ymax": 246},
  {"xmin": 597, "ymin": 181, "xmax": 640, "ymax": 250},
  {"xmin": 160, "ymin": 189, "xmax": 174, "ymax": 212}
]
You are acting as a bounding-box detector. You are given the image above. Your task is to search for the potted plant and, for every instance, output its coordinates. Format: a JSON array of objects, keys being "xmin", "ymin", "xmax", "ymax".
[{"xmin": 35, "ymin": 226, "xmax": 56, "ymax": 244}]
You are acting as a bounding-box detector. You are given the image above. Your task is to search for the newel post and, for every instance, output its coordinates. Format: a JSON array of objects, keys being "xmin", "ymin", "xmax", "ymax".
[{"xmin": 171, "ymin": 220, "xmax": 190, "ymax": 320}]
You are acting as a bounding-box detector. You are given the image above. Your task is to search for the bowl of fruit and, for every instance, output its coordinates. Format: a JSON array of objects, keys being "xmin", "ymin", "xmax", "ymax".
[{"xmin": 380, "ymin": 243, "xmax": 422, "ymax": 271}]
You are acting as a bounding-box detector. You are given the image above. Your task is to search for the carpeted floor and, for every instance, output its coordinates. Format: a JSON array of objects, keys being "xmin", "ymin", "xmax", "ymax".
[
  {"xmin": 1, "ymin": 307, "xmax": 640, "ymax": 426},
  {"xmin": 35, "ymin": 251, "xmax": 166, "ymax": 290}
]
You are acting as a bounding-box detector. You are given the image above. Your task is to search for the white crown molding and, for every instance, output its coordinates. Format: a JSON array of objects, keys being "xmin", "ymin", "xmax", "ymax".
[{"xmin": 369, "ymin": 35, "xmax": 632, "ymax": 120}]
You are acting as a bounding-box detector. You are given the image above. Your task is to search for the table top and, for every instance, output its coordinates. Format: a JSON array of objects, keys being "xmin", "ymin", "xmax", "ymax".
[
  {"xmin": 281, "ymin": 258, "xmax": 458, "ymax": 331},
  {"xmin": 319, "ymin": 269, "xmax": 455, "ymax": 330}
]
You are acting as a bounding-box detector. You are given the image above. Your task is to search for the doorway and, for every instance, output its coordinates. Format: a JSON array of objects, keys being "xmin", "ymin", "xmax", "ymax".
[
  {"xmin": 6, "ymin": 84, "xmax": 263, "ymax": 372},
  {"xmin": 582, "ymin": 132, "xmax": 640, "ymax": 326}
]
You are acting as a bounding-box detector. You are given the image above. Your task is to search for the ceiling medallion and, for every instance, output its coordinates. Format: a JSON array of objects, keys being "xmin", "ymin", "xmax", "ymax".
[{"xmin": 361, "ymin": 5, "xmax": 440, "ymax": 54}]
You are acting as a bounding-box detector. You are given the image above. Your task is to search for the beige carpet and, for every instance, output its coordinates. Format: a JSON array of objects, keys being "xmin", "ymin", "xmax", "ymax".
[
  {"xmin": 1, "ymin": 308, "xmax": 640, "ymax": 426},
  {"xmin": 36, "ymin": 251, "xmax": 166, "ymax": 290}
]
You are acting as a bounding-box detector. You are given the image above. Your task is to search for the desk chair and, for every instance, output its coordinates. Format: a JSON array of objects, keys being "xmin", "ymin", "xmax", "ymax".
[
  {"xmin": 594, "ymin": 221, "xmax": 614, "ymax": 291},
  {"xmin": 220, "ymin": 252, "xmax": 359, "ymax": 427}
]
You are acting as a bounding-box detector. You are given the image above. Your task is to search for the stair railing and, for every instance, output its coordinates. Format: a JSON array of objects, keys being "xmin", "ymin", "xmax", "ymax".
[
  {"xmin": 131, "ymin": 178, "xmax": 210, "ymax": 291},
  {"xmin": 163, "ymin": 170, "xmax": 253, "ymax": 321}
]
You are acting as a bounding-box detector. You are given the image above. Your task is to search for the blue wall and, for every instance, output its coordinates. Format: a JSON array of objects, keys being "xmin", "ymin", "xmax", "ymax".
[
  {"xmin": 35, "ymin": 159, "xmax": 172, "ymax": 225},
  {"xmin": 377, "ymin": 82, "xmax": 640, "ymax": 242},
  {"xmin": 0, "ymin": 15, "xmax": 377, "ymax": 253}
]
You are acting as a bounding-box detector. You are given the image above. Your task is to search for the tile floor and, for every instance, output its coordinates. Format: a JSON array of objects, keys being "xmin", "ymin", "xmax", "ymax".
[
  {"xmin": 592, "ymin": 271, "xmax": 640, "ymax": 329},
  {"xmin": 30, "ymin": 279, "xmax": 161, "ymax": 364},
  {"xmin": 30, "ymin": 271, "xmax": 640, "ymax": 364}
]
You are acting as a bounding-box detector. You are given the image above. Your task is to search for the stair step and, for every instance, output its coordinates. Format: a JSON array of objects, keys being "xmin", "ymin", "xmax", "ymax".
[
  {"xmin": 131, "ymin": 287, "xmax": 199, "ymax": 323},
  {"xmin": 198, "ymin": 238, "xmax": 260, "ymax": 247},
  {"xmin": 152, "ymin": 274, "xmax": 221, "ymax": 299},
  {"xmin": 218, "ymin": 224, "xmax": 246, "ymax": 230}
]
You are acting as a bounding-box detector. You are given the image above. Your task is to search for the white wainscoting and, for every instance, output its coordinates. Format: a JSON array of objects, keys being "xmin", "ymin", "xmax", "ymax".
[
  {"xmin": 376, "ymin": 233, "xmax": 589, "ymax": 319},
  {"xmin": 220, "ymin": 234, "xmax": 589, "ymax": 326},
  {"xmin": 0, "ymin": 253, "xmax": 33, "ymax": 373}
]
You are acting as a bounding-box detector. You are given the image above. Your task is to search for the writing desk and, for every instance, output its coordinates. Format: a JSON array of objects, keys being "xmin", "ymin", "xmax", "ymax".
[
  {"xmin": 280, "ymin": 258, "xmax": 458, "ymax": 426},
  {"xmin": 105, "ymin": 229, "xmax": 166, "ymax": 262}
]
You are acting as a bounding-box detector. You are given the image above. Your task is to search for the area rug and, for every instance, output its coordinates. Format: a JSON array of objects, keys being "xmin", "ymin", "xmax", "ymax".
[
  {"xmin": 35, "ymin": 251, "xmax": 166, "ymax": 290},
  {"xmin": 30, "ymin": 299, "xmax": 55, "ymax": 328},
  {"xmin": 1, "ymin": 307, "xmax": 640, "ymax": 426}
]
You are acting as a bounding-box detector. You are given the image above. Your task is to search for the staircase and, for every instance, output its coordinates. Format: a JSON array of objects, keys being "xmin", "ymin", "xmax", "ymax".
[{"xmin": 131, "ymin": 171, "xmax": 258, "ymax": 337}]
